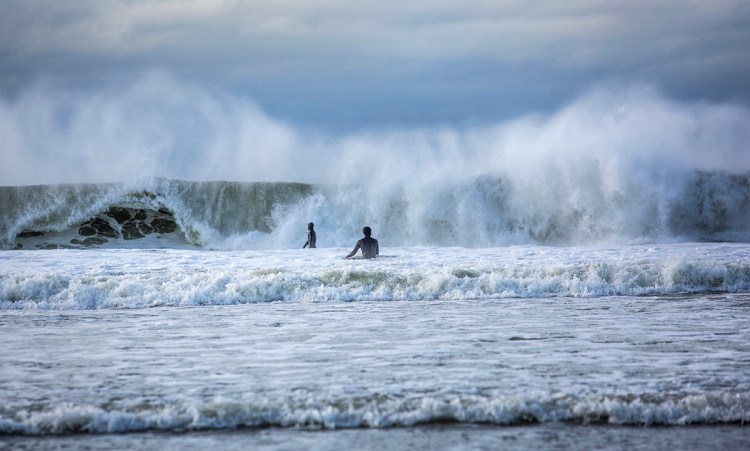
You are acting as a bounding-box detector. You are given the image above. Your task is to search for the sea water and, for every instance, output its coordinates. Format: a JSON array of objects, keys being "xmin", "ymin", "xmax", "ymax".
[
  {"xmin": 2, "ymin": 84, "xmax": 750, "ymax": 448},
  {"xmin": 1, "ymin": 245, "xmax": 749, "ymax": 449}
]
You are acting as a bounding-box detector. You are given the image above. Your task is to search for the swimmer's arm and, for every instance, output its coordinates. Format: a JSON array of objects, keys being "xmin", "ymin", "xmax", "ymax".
[{"xmin": 345, "ymin": 241, "xmax": 361, "ymax": 259}]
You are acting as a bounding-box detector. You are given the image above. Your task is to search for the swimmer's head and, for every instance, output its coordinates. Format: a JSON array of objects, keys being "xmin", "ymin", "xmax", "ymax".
[{"xmin": 363, "ymin": 226, "xmax": 372, "ymax": 236}]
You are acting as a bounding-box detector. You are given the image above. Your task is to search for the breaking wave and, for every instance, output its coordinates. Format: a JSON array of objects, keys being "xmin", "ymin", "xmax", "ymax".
[
  {"xmin": 2, "ymin": 171, "xmax": 750, "ymax": 250},
  {"xmin": 2, "ymin": 245, "xmax": 750, "ymax": 310},
  {"xmin": 2, "ymin": 76, "xmax": 750, "ymax": 249},
  {"xmin": 2, "ymin": 391, "xmax": 747, "ymax": 435}
]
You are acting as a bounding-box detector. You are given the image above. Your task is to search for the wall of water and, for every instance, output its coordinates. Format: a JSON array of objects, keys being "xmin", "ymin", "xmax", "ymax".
[{"xmin": 1, "ymin": 74, "xmax": 749, "ymax": 249}]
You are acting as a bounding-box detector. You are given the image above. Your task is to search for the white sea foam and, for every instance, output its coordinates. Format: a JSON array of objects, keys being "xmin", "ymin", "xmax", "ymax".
[
  {"xmin": 1, "ymin": 243, "xmax": 749, "ymax": 310},
  {"xmin": 1, "ymin": 285, "xmax": 749, "ymax": 436},
  {"xmin": 3, "ymin": 391, "xmax": 748, "ymax": 435}
]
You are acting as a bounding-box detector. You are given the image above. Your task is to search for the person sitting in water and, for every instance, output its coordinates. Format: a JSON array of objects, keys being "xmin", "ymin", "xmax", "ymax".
[
  {"xmin": 303, "ymin": 222, "xmax": 317, "ymax": 248},
  {"xmin": 346, "ymin": 226, "xmax": 379, "ymax": 259}
]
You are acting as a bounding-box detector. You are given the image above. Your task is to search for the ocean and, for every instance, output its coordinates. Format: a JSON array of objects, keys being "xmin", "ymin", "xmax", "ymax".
[{"xmin": 1, "ymin": 177, "xmax": 749, "ymax": 449}]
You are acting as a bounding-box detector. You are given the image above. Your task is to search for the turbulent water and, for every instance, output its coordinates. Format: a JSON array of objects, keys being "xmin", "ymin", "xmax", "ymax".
[
  {"xmin": 1, "ymin": 244, "xmax": 750, "ymax": 442},
  {"xmin": 2, "ymin": 244, "xmax": 750, "ymax": 309},
  {"xmin": 3, "ymin": 171, "xmax": 750, "ymax": 251},
  {"xmin": 2, "ymin": 81, "xmax": 750, "ymax": 448}
]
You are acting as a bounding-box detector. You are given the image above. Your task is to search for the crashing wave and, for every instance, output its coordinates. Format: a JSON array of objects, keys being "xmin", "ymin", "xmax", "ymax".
[
  {"xmin": 2, "ymin": 391, "xmax": 748, "ymax": 435},
  {"xmin": 2, "ymin": 172, "xmax": 750, "ymax": 250}
]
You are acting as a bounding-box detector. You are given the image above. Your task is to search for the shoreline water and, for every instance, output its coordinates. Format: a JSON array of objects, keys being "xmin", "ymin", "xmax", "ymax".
[
  {"xmin": 2, "ymin": 290, "xmax": 748, "ymax": 434},
  {"xmin": 2, "ymin": 245, "xmax": 748, "ymax": 448},
  {"xmin": 3, "ymin": 424, "xmax": 750, "ymax": 450}
]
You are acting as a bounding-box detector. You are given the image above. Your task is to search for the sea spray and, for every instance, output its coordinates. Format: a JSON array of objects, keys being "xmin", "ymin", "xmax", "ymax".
[
  {"xmin": 2, "ymin": 77, "xmax": 750, "ymax": 249},
  {"xmin": 3, "ymin": 173, "xmax": 750, "ymax": 250}
]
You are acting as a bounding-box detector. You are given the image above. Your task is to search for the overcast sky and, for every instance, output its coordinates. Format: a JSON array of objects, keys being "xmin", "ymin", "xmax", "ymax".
[{"xmin": 1, "ymin": 0, "xmax": 749, "ymax": 131}]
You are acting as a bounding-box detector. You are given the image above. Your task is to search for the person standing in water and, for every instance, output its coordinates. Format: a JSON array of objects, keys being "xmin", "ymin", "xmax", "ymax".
[
  {"xmin": 346, "ymin": 226, "xmax": 379, "ymax": 259},
  {"xmin": 303, "ymin": 222, "xmax": 317, "ymax": 248}
]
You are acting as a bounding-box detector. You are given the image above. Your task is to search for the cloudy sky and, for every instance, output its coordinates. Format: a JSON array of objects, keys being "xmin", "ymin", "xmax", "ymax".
[{"xmin": 1, "ymin": 0, "xmax": 749, "ymax": 131}]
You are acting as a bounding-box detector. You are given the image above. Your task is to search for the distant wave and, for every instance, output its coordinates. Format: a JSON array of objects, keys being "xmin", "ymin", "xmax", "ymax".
[
  {"xmin": 0, "ymin": 179, "xmax": 314, "ymax": 250},
  {"xmin": 1, "ymin": 391, "xmax": 747, "ymax": 435},
  {"xmin": 3, "ymin": 78, "xmax": 750, "ymax": 250},
  {"xmin": 2, "ymin": 172, "xmax": 750, "ymax": 250}
]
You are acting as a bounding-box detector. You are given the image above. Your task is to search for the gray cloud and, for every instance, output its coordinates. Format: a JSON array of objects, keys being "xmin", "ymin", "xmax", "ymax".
[{"xmin": 1, "ymin": 0, "xmax": 749, "ymax": 129}]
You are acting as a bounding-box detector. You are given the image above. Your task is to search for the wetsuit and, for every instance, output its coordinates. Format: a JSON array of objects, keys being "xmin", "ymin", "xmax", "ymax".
[
  {"xmin": 346, "ymin": 236, "xmax": 379, "ymax": 259},
  {"xmin": 303, "ymin": 230, "xmax": 317, "ymax": 248}
]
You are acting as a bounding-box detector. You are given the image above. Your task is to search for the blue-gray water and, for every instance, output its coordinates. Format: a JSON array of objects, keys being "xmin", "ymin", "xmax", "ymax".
[{"xmin": 2, "ymin": 247, "xmax": 749, "ymax": 449}]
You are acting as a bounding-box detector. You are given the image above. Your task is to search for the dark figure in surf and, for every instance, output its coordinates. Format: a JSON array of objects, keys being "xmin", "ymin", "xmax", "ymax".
[
  {"xmin": 303, "ymin": 222, "xmax": 317, "ymax": 248},
  {"xmin": 346, "ymin": 226, "xmax": 379, "ymax": 259}
]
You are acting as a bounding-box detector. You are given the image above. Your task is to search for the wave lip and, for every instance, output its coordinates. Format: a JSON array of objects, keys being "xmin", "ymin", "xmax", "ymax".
[
  {"xmin": 3, "ymin": 171, "xmax": 750, "ymax": 250},
  {"xmin": 0, "ymin": 179, "xmax": 315, "ymax": 250},
  {"xmin": 2, "ymin": 392, "xmax": 747, "ymax": 435}
]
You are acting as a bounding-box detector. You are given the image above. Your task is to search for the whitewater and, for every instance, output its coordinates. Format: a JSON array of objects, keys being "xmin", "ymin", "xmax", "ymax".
[
  {"xmin": 3, "ymin": 244, "xmax": 750, "ymax": 309},
  {"xmin": 1, "ymin": 245, "xmax": 750, "ymax": 449},
  {"xmin": 2, "ymin": 77, "xmax": 750, "ymax": 449}
]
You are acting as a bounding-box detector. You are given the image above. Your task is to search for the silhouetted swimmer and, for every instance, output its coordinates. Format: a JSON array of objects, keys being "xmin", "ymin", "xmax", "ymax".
[
  {"xmin": 303, "ymin": 222, "xmax": 316, "ymax": 248},
  {"xmin": 346, "ymin": 226, "xmax": 379, "ymax": 259}
]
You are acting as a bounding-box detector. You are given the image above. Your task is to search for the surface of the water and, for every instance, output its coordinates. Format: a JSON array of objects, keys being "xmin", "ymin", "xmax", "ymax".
[{"xmin": 1, "ymin": 245, "xmax": 749, "ymax": 449}]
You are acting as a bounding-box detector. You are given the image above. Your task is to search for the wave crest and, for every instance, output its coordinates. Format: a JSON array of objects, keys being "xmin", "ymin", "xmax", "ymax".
[
  {"xmin": 3, "ymin": 172, "xmax": 750, "ymax": 250},
  {"xmin": 2, "ymin": 391, "xmax": 747, "ymax": 435}
]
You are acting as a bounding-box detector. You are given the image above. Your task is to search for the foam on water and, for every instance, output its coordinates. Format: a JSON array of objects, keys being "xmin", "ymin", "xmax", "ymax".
[
  {"xmin": 3, "ymin": 391, "xmax": 748, "ymax": 435},
  {"xmin": 1, "ymin": 288, "xmax": 748, "ymax": 436},
  {"xmin": 2, "ymin": 244, "xmax": 749, "ymax": 310}
]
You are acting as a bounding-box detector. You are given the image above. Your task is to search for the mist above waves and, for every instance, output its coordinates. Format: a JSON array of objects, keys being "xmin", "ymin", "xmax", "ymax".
[
  {"xmin": 1, "ymin": 73, "xmax": 749, "ymax": 247},
  {"xmin": 1, "ymin": 72, "xmax": 748, "ymax": 186}
]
